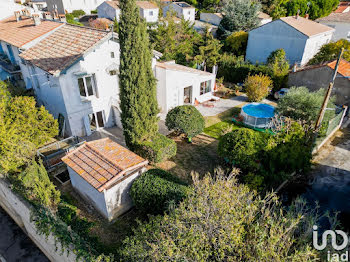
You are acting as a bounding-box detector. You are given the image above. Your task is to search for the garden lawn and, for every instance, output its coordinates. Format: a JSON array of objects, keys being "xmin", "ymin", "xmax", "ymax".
[{"xmin": 203, "ymin": 120, "xmax": 240, "ymax": 139}]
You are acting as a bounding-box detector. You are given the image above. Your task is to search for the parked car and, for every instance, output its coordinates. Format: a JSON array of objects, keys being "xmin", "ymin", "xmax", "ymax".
[{"xmin": 274, "ymin": 88, "xmax": 289, "ymax": 100}]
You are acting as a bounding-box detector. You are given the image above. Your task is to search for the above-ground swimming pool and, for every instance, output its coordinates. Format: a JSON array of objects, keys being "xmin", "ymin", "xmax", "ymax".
[{"xmin": 241, "ymin": 103, "xmax": 275, "ymax": 129}]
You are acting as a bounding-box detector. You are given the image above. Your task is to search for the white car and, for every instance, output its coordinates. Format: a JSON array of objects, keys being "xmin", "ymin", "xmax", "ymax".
[{"xmin": 274, "ymin": 88, "xmax": 289, "ymax": 100}]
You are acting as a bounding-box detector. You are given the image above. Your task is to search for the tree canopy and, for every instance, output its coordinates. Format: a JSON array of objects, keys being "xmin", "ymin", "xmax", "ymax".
[
  {"xmin": 121, "ymin": 172, "xmax": 319, "ymax": 261},
  {"xmin": 217, "ymin": 0, "xmax": 261, "ymax": 39},
  {"xmin": 308, "ymin": 39, "xmax": 350, "ymax": 65},
  {"xmin": 0, "ymin": 81, "xmax": 58, "ymax": 172},
  {"xmin": 119, "ymin": 0, "xmax": 159, "ymax": 149}
]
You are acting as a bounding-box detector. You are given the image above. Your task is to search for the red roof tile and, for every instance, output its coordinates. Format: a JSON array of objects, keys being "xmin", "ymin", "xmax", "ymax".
[
  {"xmin": 19, "ymin": 24, "xmax": 110, "ymax": 76},
  {"xmin": 335, "ymin": 2, "xmax": 350, "ymax": 13},
  {"xmin": 62, "ymin": 138, "xmax": 148, "ymax": 192},
  {"xmin": 0, "ymin": 15, "xmax": 62, "ymax": 48},
  {"xmin": 327, "ymin": 59, "xmax": 350, "ymax": 78}
]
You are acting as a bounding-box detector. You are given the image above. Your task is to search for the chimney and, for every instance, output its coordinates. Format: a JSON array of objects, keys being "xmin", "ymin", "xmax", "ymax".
[
  {"xmin": 58, "ymin": 14, "xmax": 66, "ymax": 23},
  {"xmin": 304, "ymin": 13, "xmax": 309, "ymax": 19},
  {"xmin": 14, "ymin": 11, "xmax": 21, "ymax": 21},
  {"xmin": 296, "ymin": 9, "xmax": 300, "ymax": 19},
  {"xmin": 32, "ymin": 14, "xmax": 41, "ymax": 26},
  {"xmin": 24, "ymin": 8, "xmax": 31, "ymax": 16},
  {"xmin": 44, "ymin": 12, "xmax": 52, "ymax": 20}
]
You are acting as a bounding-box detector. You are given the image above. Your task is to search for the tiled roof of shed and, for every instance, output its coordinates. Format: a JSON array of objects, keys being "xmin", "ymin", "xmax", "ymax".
[
  {"xmin": 0, "ymin": 15, "xmax": 62, "ymax": 48},
  {"xmin": 156, "ymin": 61, "xmax": 214, "ymax": 76},
  {"xmin": 19, "ymin": 24, "xmax": 110, "ymax": 76},
  {"xmin": 335, "ymin": 2, "xmax": 350, "ymax": 13},
  {"xmin": 280, "ymin": 16, "xmax": 334, "ymax": 37},
  {"xmin": 62, "ymin": 138, "xmax": 148, "ymax": 192},
  {"xmin": 136, "ymin": 1, "xmax": 158, "ymax": 9}
]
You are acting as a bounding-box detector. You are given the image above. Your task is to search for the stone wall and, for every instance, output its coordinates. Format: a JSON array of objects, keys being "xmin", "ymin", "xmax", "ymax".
[{"xmin": 0, "ymin": 178, "xmax": 76, "ymax": 262}]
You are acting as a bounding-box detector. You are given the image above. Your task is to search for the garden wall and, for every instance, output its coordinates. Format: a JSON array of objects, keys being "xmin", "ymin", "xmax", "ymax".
[{"xmin": 0, "ymin": 178, "xmax": 76, "ymax": 262}]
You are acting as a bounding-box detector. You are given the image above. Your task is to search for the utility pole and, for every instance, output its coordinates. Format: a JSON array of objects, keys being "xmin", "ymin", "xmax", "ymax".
[{"xmin": 314, "ymin": 48, "xmax": 344, "ymax": 133}]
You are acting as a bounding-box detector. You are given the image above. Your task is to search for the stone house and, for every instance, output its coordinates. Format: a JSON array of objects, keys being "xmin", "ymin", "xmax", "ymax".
[
  {"xmin": 288, "ymin": 59, "xmax": 350, "ymax": 106},
  {"xmin": 62, "ymin": 138, "xmax": 148, "ymax": 220},
  {"xmin": 246, "ymin": 16, "xmax": 334, "ymax": 66},
  {"xmin": 163, "ymin": 2, "xmax": 195, "ymax": 21},
  {"xmin": 97, "ymin": 0, "xmax": 159, "ymax": 23},
  {"xmin": 317, "ymin": 2, "xmax": 350, "ymax": 41}
]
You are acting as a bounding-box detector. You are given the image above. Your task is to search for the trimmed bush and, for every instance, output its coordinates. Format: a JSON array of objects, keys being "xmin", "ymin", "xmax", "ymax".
[
  {"xmin": 244, "ymin": 73, "xmax": 272, "ymax": 102},
  {"xmin": 218, "ymin": 128, "xmax": 264, "ymax": 171},
  {"xmin": 130, "ymin": 169, "xmax": 189, "ymax": 214},
  {"xmin": 165, "ymin": 105, "xmax": 205, "ymax": 141},
  {"xmin": 71, "ymin": 9, "xmax": 86, "ymax": 17},
  {"xmin": 135, "ymin": 133, "xmax": 177, "ymax": 163}
]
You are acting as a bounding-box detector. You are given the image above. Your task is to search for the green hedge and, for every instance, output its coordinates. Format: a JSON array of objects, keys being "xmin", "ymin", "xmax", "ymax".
[
  {"xmin": 135, "ymin": 133, "xmax": 177, "ymax": 163},
  {"xmin": 130, "ymin": 169, "xmax": 189, "ymax": 214}
]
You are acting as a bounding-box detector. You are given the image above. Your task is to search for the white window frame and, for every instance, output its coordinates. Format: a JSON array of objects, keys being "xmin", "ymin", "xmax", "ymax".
[
  {"xmin": 200, "ymin": 80, "xmax": 211, "ymax": 95},
  {"xmin": 77, "ymin": 74, "xmax": 98, "ymax": 98}
]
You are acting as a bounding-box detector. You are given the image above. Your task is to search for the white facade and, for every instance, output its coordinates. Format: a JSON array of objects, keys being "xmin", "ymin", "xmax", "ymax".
[
  {"xmin": 155, "ymin": 61, "xmax": 216, "ymax": 113},
  {"xmin": 318, "ymin": 21, "xmax": 350, "ymax": 41},
  {"xmin": 68, "ymin": 166, "xmax": 146, "ymax": 220},
  {"xmin": 139, "ymin": 6, "xmax": 159, "ymax": 23},
  {"xmin": 45, "ymin": 0, "xmax": 105, "ymax": 14},
  {"xmin": 97, "ymin": 1, "xmax": 121, "ymax": 21},
  {"xmin": 246, "ymin": 19, "xmax": 333, "ymax": 66},
  {"xmin": 22, "ymin": 37, "xmax": 121, "ymax": 137},
  {"xmin": 163, "ymin": 2, "xmax": 195, "ymax": 21}
]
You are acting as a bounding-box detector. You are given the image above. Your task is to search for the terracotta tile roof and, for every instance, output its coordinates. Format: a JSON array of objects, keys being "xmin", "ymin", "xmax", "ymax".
[
  {"xmin": 335, "ymin": 2, "xmax": 350, "ymax": 13},
  {"xmin": 136, "ymin": 1, "xmax": 158, "ymax": 9},
  {"xmin": 105, "ymin": 1, "xmax": 119, "ymax": 9},
  {"xmin": 62, "ymin": 138, "xmax": 148, "ymax": 192},
  {"xmin": 19, "ymin": 24, "xmax": 110, "ymax": 76},
  {"xmin": 291, "ymin": 59, "xmax": 350, "ymax": 79},
  {"xmin": 317, "ymin": 12, "xmax": 350, "ymax": 23},
  {"xmin": 0, "ymin": 15, "xmax": 62, "ymax": 48},
  {"xmin": 327, "ymin": 59, "xmax": 350, "ymax": 78},
  {"xmin": 280, "ymin": 16, "xmax": 334, "ymax": 37},
  {"xmin": 156, "ymin": 61, "xmax": 214, "ymax": 76}
]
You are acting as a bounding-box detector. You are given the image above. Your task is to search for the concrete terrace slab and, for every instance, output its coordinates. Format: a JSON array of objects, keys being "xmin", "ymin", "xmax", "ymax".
[{"xmin": 196, "ymin": 95, "xmax": 248, "ymax": 117}]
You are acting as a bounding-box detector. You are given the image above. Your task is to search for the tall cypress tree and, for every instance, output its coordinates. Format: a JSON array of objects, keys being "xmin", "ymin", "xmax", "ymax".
[{"xmin": 119, "ymin": 0, "xmax": 159, "ymax": 149}]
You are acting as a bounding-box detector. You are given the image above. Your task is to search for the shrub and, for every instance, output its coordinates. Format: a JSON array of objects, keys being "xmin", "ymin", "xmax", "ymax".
[
  {"xmin": 130, "ymin": 169, "xmax": 189, "ymax": 214},
  {"xmin": 267, "ymin": 49, "xmax": 290, "ymax": 92},
  {"xmin": 218, "ymin": 128, "xmax": 263, "ymax": 171},
  {"xmin": 71, "ymin": 9, "xmax": 86, "ymax": 17},
  {"xmin": 309, "ymin": 39, "xmax": 350, "ymax": 65},
  {"xmin": 244, "ymin": 73, "xmax": 272, "ymax": 102},
  {"xmin": 165, "ymin": 105, "xmax": 205, "ymax": 141},
  {"xmin": 16, "ymin": 159, "xmax": 60, "ymax": 210},
  {"xmin": 135, "ymin": 133, "xmax": 177, "ymax": 163},
  {"xmin": 225, "ymin": 31, "xmax": 248, "ymax": 55}
]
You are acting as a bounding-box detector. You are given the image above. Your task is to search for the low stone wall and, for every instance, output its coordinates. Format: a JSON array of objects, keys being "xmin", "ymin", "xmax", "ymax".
[{"xmin": 0, "ymin": 178, "xmax": 76, "ymax": 262}]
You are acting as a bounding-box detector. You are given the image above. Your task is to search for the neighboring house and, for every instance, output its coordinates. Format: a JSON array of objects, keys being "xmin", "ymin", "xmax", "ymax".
[
  {"xmin": 163, "ymin": 2, "xmax": 195, "ymax": 21},
  {"xmin": 0, "ymin": 13, "xmax": 63, "ymax": 87},
  {"xmin": 258, "ymin": 11, "xmax": 272, "ymax": 25},
  {"xmin": 193, "ymin": 20, "xmax": 218, "ymax": 37},
  {"xmin": 317, "ymin": 2, "xmax": 350, "ymax": 41},
  {"xmin": 136, "ymin": 1, "xmax": 159, "ymax": 23},
  {"xmin": 97, "ymin": 1, "xmax": 159, "ymax": 23},
  {"xmin": 199, "ymin": 12, "xmax": 222, "ymax": 26},
  {"xmin": 155, "ymin": 61, "xmax": 216, "ymax": 113},
  {"xmin": 29, "ymin": 0, "xmax": 47, "ymax": 11},
  {"xmin": 288, "ymin": 59, "xmax": 350, "ymax": 106},
  {"xmin": 246, "ymin": 16, "xmax": 334, "ymax": 66},
  {"xmin": 20, "ymin": 24, "xmax": 121, "ymax": 137},
  {"xmin": 0, "ymin": 0, "xmax": 31, "ymax": 20},
  {"xmin": 45, "ymin": 0, "xmax": 105, "ymax": 14},
  {"xmin": 62, "ymin": 138, "xmax": 148, "ymax": 221},
  {"xmin": 97, "ymin": 1, "xmax": 120, "ymax": 21}
]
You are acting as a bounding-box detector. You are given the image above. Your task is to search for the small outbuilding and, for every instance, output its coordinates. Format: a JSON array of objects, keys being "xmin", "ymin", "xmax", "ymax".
[{"xmin": 62, "ymin": 138, "xmax": 148, "ymax": 221}]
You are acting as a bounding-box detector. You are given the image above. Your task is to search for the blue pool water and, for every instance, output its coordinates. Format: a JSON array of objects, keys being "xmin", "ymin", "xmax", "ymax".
[{"xmin": 242, "ymin": 103, "xmax": 275, "ymax": 118}]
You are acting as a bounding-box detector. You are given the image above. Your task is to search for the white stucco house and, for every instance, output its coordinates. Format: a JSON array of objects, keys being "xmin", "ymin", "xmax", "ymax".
[
  {"xmin": 163, "ymin": 2, "xmax": 195, "ymax": 21},
  {"xmin": 97, "ymin": 0, "xmax": 159, "ymax": 23},
  {"xmin": 16, "ymin": 16, "xmax": 215, "ymax": 137},
  {"xmin": 246, "ymin": 16, "xmax": 334, "ymax": 66},
  {"xmin": 317, "ymin": 2, "xmax": 350, "ymax": 41},
  {"xmin": 62, "ymin": 138, "xmax": 148, "ymax": 221},
  {"xmin": 45, "ymin": 0, "xmax": 105, "ymax": 14}
]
